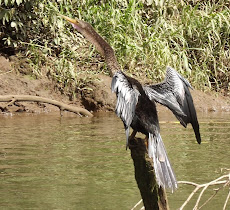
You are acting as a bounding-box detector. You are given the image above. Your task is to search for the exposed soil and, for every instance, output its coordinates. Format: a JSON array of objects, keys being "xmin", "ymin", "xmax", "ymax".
[{"xmin": 0, "ymin": 55, "xmax": 229, "ymax": 115}]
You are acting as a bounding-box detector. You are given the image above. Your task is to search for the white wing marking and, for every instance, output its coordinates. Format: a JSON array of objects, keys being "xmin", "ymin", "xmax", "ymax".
[{"xmin": 111, "ymin": 71, "xmax": 140, "ymax": 145}]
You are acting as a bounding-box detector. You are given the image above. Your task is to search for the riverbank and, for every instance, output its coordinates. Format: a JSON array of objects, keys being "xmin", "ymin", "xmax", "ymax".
[{"xmin": 0, "ymin": 55, "xmax": 229, "ymax": 115}]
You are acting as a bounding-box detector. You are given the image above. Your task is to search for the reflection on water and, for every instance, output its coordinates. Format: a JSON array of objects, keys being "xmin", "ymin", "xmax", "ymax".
[{"xmin": 0, "ymin": 111, "xmax": 229, "ymax": 209}]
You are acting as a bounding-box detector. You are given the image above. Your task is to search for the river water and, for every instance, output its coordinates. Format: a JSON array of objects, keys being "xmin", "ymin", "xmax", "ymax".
[{"xmin": 0, "ymin": 110, "xmax": 229, "ymax": 209}]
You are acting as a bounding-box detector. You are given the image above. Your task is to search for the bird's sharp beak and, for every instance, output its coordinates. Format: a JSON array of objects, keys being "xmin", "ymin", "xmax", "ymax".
[{"xmin": 59, "ymin": 14, "xmax": 79, "ymax": 25}]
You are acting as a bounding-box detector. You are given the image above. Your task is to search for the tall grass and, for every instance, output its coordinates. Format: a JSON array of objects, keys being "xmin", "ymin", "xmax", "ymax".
[{"xmin": 1, "ymin": 0, "xmax": 229, "ymax": 95}]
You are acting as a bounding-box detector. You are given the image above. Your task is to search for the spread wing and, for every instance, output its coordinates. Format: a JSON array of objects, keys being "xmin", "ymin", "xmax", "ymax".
[
  {"xmin": 111, "ymin": 71, "xmax": 140, "ymax": 147},
  {"xmin": 144, "ymin": 66, "xmax": 201, "ymax": 144}
]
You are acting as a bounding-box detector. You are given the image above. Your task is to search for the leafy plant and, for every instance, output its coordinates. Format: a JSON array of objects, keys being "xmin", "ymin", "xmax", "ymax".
[{"xmin": 0, "ymin": 0, "xmax": 229, "ymax": 95}]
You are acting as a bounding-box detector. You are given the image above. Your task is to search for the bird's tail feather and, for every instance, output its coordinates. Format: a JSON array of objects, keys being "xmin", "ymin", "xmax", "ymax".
[
  {"xmin": 125, "ymin": 126, "xmax": 130, "ymax": 150},
  {"xmin": 148, "ymin": 132, "xmax": 177, "ymax": 191}
]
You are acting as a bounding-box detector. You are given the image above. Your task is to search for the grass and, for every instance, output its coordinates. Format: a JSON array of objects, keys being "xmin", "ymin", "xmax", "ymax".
[{"xmin": 1, "ymin": 0, "xmax": 230, "ymax": 97}]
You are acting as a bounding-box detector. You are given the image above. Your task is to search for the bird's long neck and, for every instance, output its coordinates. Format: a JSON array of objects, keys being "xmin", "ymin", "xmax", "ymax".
[
  {"xmin": 81, "ymin": 26, "xmax": 120, "ymax": 77},
  {"xmin": 104, "ymin": 45, "xmax": 120, "ymax": 77}
]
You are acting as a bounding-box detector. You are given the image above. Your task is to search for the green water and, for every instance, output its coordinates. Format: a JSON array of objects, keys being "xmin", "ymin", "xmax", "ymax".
[{"xmin": 0, "ymin": 111, "xmax": 229, "ymax": 209}]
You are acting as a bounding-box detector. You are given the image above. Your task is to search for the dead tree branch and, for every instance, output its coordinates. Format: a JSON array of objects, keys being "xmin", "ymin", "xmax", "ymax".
[
  {"xmin": 0, "ymin": 95, "xmax": 93, "ymax": 117},
  {"xmin": 178, "ymin": 169, "xmax": 230, "ymax": 210},
  {"xmin": 129, "ymin": 137, "xmax": 169, "ymax": 210}
]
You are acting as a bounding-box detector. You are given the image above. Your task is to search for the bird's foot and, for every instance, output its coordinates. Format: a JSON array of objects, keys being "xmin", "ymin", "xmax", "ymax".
[
  {"xmin": 128, "ymin": 136, "xmax": 148, "ymax": 152},
  {"xmin": 144, "ymin": 136, "xmax": 148, "ymax": 150},
  {"xmin": 127, "ymin": 130, "xmax": 138, "ymax": 149},
  {"xmin": 128, "ymin": 136, "xmax": 138, "ymax": 149}
]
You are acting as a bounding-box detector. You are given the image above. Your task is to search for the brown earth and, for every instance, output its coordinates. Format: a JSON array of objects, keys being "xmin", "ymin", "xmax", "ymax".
[{"xmin": 0, "ymin": 55, "xmax": 229, "ymax": 115}]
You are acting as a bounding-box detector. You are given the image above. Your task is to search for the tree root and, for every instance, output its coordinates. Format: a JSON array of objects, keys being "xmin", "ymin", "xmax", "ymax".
[{"xmin": 0, "ymin": 95, "xmax": 93, "ymax": 117}]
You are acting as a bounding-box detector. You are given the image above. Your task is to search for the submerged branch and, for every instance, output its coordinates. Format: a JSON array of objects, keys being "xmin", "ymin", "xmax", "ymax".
[{"xmin": 0, "ymin": 95, "xmax": 93, "ymax": 117}]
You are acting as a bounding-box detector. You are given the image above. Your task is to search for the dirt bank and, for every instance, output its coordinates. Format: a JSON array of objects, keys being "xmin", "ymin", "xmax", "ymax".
[{"xmin": 0, "ymin": 55, "xmax": 229, "ymax": 115}]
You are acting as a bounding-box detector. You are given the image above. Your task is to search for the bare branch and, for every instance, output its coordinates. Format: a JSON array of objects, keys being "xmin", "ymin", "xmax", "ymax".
[
  {"xmin": 131, "ymin": 199, "xmax": 142, "ymax": 210},
  {"xmin": 178, "ymin": 170, "xmax": 230, "ymax": 210},
  {"xmin": 194, "ymin": 183, "xmax": 210, "ymax": 209},
  {"xmin": 198, "ymin": 190, "xmax": 218, "ymax": 210},
  {"xmin": 179, "ymin": 184, "xmax": 200, "ymax": 210},
  {"xmin": 0, "ymin": 95, "xmax": 93, "ymax": 117},
  {"xmin": 223, "ymin": 189, "xmax": 230, "ymax": 210},
  {"xmin": 177, "ymin": 181, "xmax": 199, "ymax": 187}
]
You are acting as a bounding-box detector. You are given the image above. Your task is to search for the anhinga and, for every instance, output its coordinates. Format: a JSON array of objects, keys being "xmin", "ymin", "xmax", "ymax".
[{"xmin": 61, "ymin": 15, "xmax": 201, "ymax": 191}]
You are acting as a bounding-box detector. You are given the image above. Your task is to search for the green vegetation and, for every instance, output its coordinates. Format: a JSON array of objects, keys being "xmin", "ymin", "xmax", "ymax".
[{"xmin": 1, "ymin": 0, "xmax": 229, "ymax": 96}]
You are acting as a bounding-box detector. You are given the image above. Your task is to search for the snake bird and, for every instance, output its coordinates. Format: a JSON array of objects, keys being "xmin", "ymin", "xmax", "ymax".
[{"xmin": 61, "ymin": 15, "xmax": 201, "ymax": 191}]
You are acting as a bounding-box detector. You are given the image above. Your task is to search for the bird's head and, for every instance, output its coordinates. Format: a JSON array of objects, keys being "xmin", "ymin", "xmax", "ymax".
[
  {"xmin": 60, "ymin": 15, "xmax": 88, "ymax": 33},
  {"xmin": 60, "ymin": 15, "xmax": 105, "ymax": 56}
]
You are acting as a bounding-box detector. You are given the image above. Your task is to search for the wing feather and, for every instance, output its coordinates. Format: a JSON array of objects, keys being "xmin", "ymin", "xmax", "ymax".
[
  {"xmin": 144, "ymin": 66, "xmax": 201, "ymax": 144},
  {"xmin": 111, "ymin": 71, "xmax": 140, "ymax": 145}
]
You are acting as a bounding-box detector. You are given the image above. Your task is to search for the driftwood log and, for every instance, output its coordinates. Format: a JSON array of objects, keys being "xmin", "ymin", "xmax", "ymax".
[
  {"xmin": 129, "ymin": 137, "xmax": 169, "ymax": 210},
  {"xmin": 0, "ymin": 95, "xmax": 93, "ymax": 117}
]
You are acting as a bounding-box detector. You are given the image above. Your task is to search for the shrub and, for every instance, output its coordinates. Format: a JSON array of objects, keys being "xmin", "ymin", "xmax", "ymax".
[{"xmin": 0, "ymin": 0, "xmax": 229, "ymax": 94}]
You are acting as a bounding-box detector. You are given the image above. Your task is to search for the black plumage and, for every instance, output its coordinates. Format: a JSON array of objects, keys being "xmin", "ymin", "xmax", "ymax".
[
  {"xmin": 111, "ymin": 70, "xmax": 177, "ymax": 190},
  {"xmin": 144, "ymin": 66, "xmax": 201, "ymax": 144}
]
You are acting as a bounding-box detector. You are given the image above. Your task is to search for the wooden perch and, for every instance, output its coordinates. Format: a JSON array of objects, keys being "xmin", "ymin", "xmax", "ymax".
[
  {"xmin": 129, "ymin": 137, "xmax": 169, "ymax": 210},
  {"xmin": 0, "ymin": 95, "xmax": 93, "ymax": 117}
]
